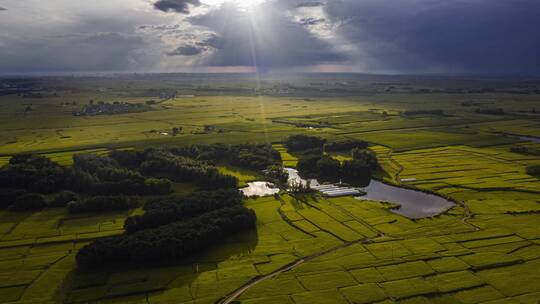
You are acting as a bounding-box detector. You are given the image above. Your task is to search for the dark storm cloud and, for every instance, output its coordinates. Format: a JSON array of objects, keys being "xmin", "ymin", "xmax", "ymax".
[
  {"xmin": 168, "ymin": 45, "xmax": 204, "ymax": 56},
  {"xmin": 0, "ymin": 32, "xmax": 156, "ymax": 72},
  {"xmin": 153, "ymin": 0, "xmax": 200, "ymax": 14},
  {"xmin": 324, "ymin": 0, "xmax": 540, "ymax": 74},
  {"xmin": 299, "ymin": 17, "xmax": 325, "ymax": 26},
  {"xmin": 187, "ymin": 3, "xmax": 345, "ymax": 68}
]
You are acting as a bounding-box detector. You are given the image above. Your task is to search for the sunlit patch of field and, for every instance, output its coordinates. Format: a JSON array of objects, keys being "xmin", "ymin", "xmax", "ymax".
[
  {"xmin": 272, "ymin": 144, "xmax": 298, "ymax": 167},
  {"xmin": 217, "ymin": 165, "xmax": 260, "ymax": 188},
  {"xmin": 350, "ymin": 128, "xmax": 519, "ymax": 151}
]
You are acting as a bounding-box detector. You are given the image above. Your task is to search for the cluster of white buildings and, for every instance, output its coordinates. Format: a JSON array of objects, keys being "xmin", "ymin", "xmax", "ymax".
[{"xmin": 311, "ymin": 184, "xmax": 363, "ymax": 197}]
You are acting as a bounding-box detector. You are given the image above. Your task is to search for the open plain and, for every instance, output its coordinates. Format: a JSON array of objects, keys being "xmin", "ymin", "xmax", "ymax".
[{"xmin": 0, "ymin": 74, "xmax": 539, "ymax": 304}]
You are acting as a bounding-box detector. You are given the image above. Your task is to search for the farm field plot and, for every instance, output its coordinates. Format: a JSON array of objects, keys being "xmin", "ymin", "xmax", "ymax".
[
  {"xmin": 472, "ymin": 119, "xmax": 540, "ymax": 138},
  {"xmin": 334, "ymin": 115, "xmax": 502, "ymax": 135},
  {"xmin": 351, "ymin": 128, "xmax": 519, "ymax": 151},
  {"xmin": 237, "ymin": 211, "xmax": 540, "ymax": 304},
  {"xmin": 391, "ymin": 146, "xmax": 540, "ymax": 214}
]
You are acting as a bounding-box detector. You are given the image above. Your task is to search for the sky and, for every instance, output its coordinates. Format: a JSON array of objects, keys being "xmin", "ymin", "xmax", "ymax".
[{"xmin": 0, "ymin": 0, "xmax": 539, "ymax": 74}]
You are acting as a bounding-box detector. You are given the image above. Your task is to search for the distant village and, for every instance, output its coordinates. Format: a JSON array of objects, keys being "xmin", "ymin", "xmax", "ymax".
[{"xmin": 73, "ymin": 101, "xmax": 151, "ymax": 116}]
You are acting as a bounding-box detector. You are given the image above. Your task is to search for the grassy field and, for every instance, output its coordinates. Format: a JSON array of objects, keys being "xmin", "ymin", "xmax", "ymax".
[{"xmin": 0, "ymin": 76, "xmax": 539, "ymax": 303}]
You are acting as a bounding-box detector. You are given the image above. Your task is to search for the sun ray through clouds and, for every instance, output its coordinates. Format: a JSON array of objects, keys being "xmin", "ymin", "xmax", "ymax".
[{"xmin": 245, "ymin": 2, "xmax": 270, "ymax": 144}]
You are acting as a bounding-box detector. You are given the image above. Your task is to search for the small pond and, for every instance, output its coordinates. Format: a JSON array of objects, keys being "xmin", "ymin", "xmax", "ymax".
[
  {"xmin": 285, "ymin": 168, "xmax": 455, "ymax": 219},
  {"xmin": 357, "ymin": 180, "xmax": 456, "ymax": 219},
  {"xmin": 240, "ymin": 182, "xmax": 279, "ymax": 197}
]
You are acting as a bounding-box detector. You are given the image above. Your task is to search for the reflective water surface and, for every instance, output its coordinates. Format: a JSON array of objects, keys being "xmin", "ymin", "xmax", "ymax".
[
  {"xmin": 285, "ymin": 168, "xmax": 455, "ymax": 219},
  {"xmin": 240, "ymin": 182, "xmax": 279, "ymax": 197},
  {"xmin": 357, "ymin": 179, "xmax": 456, "ymax": 219}
]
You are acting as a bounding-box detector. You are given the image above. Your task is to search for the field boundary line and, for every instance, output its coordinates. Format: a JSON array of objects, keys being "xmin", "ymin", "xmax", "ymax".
[{"xmin": 217, "ymin": 238, "xmax": 374, "ymax": 304}]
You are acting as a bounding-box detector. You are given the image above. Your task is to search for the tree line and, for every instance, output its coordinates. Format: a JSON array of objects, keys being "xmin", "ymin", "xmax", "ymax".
[
  {"xmin": 76, "ymin": 205, "xmax": 256, "ymax": 268},
  {"xmin": 124, "ymin": 189, "xmax": 244, "ymax": 233},
  {"xmin": 0, "ymin": 145, "xmax": 249, "ymax": 212},
  {"xmin": 168, "ymin": 143, "xmax": 282, "ymax": 171}
]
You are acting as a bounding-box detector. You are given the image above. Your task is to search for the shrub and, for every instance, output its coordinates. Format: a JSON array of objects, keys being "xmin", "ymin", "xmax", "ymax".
[
  {"xmin": 527, "ymin": 165, "xmax": 540, "ymax": 177},
  {"xmin": 316, "ymin": 156, "xmax": 341, "ymax": 178},
  {"xmin": 73, "ymin": 154, "xmax": 118, "ymax": 173},
  {"xmin": 109, "ymin": 150, "xmax": 146, "ymax": 168},
  {"xmin": 351, "ymin": 148, "xmax": 378, "ymax": 169},
  {"xmin": 265, "ymin": 165, "xmax": 289, "ymax": 185},
  {"xmin": 342, "ymin": 160, "xmax": 372, "ymax": 187},
  {"xmin": 297, "ymin": 155, "xmax": 323, "ymax": 176},
  {"xmin": 50, "ymin": 191, "xmax": 79, "ymax": 208},
  {"xmin": 0, "ymin": 156, "xmax": 68, "ymax": 194}
]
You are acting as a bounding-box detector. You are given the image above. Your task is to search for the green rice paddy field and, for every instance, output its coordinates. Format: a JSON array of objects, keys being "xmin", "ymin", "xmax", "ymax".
[{"xmin": 0, "ymin": 89, "xmax": 539, "ymax": 303}]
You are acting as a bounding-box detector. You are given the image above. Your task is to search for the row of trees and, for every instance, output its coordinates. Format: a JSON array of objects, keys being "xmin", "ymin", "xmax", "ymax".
[
  {"xmin": 0, "ymin": 154, "xmax": 173, "ymax": 197},
  {"xmin": 0, "ymin": 190, "xmax": 78, "ymax": 211},
  {"xmin": 169, "ymin": 144, "xmax": 282, "ymax": 171},
  {"xmin": 76, "ymin": 206, "xmax": 256, "ymax": 268},
  {"xmin": 284, "ymin": 134, "xmax": 327, "ymax": 152},
  {"xmin": 0, "ymin": 143, "xmax": 277, "ymax": 212},
  {"xmin": 286, "ymin": 135, "xmax": 378, "ymax": 187},
  {"xmin": 124, "ymin": 189, "xmax": 244, "ymax": 233},
  {"xmin": 284, "ymin": 134, "xmax": 370, "ymax": 153},
  {"xmin": 137, "ymin": 149, "xmax": 238, "ymax": 189},
  {"xmin": 110, "ymin": 144, "xmax": 281, "ymax": 172},
  {"xmin": 510, "ymin": 146, "xmax": 540, "ymax": 156},
  {"xmin": 297, "ymin": 155, "xmax": 372, "ymax": 186},
  {"xmin": 0, "ymin": 150, "xmax": 240, "ymax": 197},
  {"xmin": 72, "ymin": 154, "xmax": 173, "ymax": 195}
]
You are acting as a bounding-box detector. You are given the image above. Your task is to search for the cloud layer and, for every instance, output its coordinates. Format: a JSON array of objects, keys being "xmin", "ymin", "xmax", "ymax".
[{"xmin": 0, "ymin": 0, "xmax": 539, "ymax": 74}]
